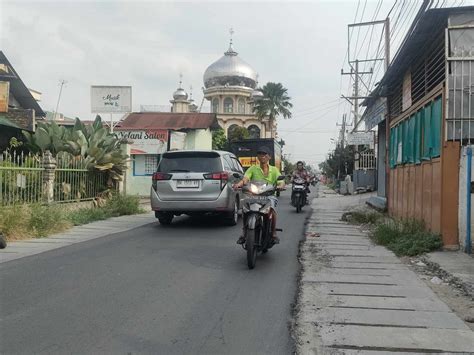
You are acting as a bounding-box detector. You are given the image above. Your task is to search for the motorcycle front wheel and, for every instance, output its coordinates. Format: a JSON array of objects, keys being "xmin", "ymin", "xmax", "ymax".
[{"xmin": 245, "ymin": 225, "xmax": 259, "ymax": 269}]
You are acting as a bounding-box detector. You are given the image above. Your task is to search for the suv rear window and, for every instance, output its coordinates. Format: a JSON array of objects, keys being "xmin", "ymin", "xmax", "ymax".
[{"xmin": 157, "ymin": 152, "xmax": 222, "ymax": 173}]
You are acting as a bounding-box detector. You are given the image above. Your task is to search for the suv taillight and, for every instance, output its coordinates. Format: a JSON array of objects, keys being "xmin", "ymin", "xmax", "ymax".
[
  {"xmin": 152, "ymin": 172, "xmax": 172, "ymax": 181},
  {"xmin": 152, "ymin": 172, "xmax": 172, "ymax": 191},
  {"xmin": 203, "ymin": 171, "xmax": 229, "ymax": 190}
]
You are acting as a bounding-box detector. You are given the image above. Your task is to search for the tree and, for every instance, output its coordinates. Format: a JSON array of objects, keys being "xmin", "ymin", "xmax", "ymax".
[
  {"xmin": 212, "ymin": 128, "xmax": 227, "ymax": 150},
  {"xmin": 227, "ymin": 126, "xmax": 250, "ymax": 142},
  {"xmin": 253, "ymin": 82, "xmax": 293, "ymax": 137},
  {"xmin": 318, "ymin": 145, "xmax": 355, "ymax": 180}
]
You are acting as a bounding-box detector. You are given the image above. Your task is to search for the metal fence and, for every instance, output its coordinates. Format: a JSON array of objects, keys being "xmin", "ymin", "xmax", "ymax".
[
  {"xmin": 0, "ymin": 150, "xmax": 110, "ymax": 206},
  {"xmin": 54, "ymin": 155, "xmax": 109, "ymax": 203},
  {"xmin": 0, "ymin": 150, "xmax": 44, "ymax": 205}
]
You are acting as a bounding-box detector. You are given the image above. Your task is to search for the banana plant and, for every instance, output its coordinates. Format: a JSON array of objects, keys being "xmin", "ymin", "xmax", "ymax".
[{"xmin": 22, "ymin": 115, "xmax": 129, "ymax": 183}]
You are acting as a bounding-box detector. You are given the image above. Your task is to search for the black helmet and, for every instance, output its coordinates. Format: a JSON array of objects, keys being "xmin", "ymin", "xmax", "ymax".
[{"xmin": 257, "ymin": 146, "xmax": 271, "ymax": 155}]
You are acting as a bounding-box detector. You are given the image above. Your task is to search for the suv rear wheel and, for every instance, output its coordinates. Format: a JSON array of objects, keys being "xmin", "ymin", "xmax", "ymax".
[
  {"xmin": 224, "ymin": 199, "xmax": 239, "ymax": 226},
  {"xmin": 156, "ymin": 211, "xmax": 173, "ymax": 225}
]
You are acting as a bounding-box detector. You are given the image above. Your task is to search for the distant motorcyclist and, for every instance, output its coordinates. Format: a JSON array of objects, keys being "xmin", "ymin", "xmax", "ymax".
[
  {"xmin": 233, "ymin": 146, "xmax": 281, "ymax": 244},
  {"xmin": 292, "ymin": 161, "xmax": 311, "ymax": 203}
]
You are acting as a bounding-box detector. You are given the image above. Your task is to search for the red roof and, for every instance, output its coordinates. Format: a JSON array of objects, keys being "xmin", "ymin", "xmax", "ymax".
[{"xmin": 117, "ymin": 112, "xmax": 219, "ymax": 130}]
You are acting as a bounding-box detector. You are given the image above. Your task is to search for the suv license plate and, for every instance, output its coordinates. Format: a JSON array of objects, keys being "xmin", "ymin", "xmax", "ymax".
[{"xmin": 177, "ymin": 180, "xmax": 199, "ymax": 188}]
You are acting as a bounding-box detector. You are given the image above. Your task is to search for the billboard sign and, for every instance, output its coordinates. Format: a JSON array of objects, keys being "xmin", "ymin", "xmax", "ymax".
[
  {"xmin": 116, "ymin": 129, "xmax": 168, "ymax": 155},
  {"xmin": 347, "ymin": 132, "xmax": 375, "ymax": 146},
  {"xmin": 91, "ymin": 86, "xmax": 132, "ymax": 113}
]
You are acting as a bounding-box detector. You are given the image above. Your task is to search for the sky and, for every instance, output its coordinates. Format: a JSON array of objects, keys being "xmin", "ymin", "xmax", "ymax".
[{"xmin": 2, "ymin": 0, "xmax": 470, "ymax": 168}]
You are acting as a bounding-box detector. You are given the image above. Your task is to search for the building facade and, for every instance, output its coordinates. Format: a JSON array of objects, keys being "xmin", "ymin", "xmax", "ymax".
[{"xmin": 365, "ymin": 7, "xmax": 474, "ymax": 249}]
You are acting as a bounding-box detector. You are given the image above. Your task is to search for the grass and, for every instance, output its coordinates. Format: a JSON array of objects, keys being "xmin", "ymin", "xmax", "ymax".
[
  {"xmin": 0, "ymin": 193, "xmax": 145, "ymax": 240},
  {"xmin": 370, "ymin": 219, "xmax": 443, "ymax": 256},
  {"xmin": 343, "ymin": 210, "xmax": 383, "ymax": 225}
]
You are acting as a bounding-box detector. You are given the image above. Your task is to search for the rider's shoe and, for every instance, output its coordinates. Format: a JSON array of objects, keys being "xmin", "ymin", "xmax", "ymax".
[
  {"xmin": 236, "ymin": 236, "xmax": 245, "ymax": 244},
  {"xmin": 272, "ymin": 236, "xmax": 280, "ymax": 244}
]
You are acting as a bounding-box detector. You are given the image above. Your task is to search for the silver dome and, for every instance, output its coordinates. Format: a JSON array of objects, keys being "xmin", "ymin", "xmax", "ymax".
[
  {"xmin": 173, "ymin": 87, "xmax": 188, "ymax": 100},
  {"xmin": 203, "ymin": 44, "xmax": 257, "ymax": 89}
]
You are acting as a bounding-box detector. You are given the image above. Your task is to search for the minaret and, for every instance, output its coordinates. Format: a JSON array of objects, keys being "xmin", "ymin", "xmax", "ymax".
[
  {"xmin": 188, "ymin": 86, "xmax": 198, "ymax": 113},
  {"xmin": 170, "ymin": 74, "xmax": 189, "ymax": 113}
]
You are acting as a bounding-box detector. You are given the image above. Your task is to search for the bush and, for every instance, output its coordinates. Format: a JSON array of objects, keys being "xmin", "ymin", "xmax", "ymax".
[
  {"xmin": 0, "ymin": 204, "xmax": 31, "ymax": 239},
  {"xmin": 371, "ymin": 219, "xmax": 443, "ymax": 256},
  {"xmin": 67, "ymin": 207, "xmax": 113, "ymax": 226},
  {"xmin": 28, "ymin": 204, "xmax": 71, "ymax": 237},
  {"xmin": 104, "ymin": 193, "xmax": 143, "ymax": 216}
]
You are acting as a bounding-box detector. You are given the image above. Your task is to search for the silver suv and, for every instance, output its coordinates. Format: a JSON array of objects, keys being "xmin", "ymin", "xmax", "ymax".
[{"xmin": 151, "ymin": 150, "xmax": 244, "ymax": 225}]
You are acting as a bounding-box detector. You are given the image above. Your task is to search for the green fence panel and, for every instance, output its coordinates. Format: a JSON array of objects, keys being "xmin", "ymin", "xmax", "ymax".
[
  {"xmin": 415, "ymin": 110, "xmax": 422, "ymax": 164},
  {"xmin": 407, "ymin": 115, "xmax": 416, "ymax": 163},
  {"xmin": 397, "ymin": 124, "xmax": 403, "ymax": 165},
  {"xmin": 422, "ymin": 104, "xmax": 432, "ymax": 160},
  {"xmin": 402, "ymin": 120, "xmax": 408, "ymax": 164},
  {"xmin": 431, "ymin": 97, "xmax": 442, "ymax": 158}
]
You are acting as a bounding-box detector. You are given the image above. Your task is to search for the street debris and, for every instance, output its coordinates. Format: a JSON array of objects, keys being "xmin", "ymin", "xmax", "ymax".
[{"xmin": 430, "ymin": 276, "xmax": 443, "ymax": 285}]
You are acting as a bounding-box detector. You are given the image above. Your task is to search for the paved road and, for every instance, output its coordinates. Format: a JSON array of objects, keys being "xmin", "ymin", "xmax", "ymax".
[{"xmin": 0, "ymin": 191, "xmax": 308, "ymax": 355}]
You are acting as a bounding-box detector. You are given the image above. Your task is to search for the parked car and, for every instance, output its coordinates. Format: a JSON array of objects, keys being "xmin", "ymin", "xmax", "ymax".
[{"xmin": 151, "ymin": 150, "xmax": 245, "ymax": 225}]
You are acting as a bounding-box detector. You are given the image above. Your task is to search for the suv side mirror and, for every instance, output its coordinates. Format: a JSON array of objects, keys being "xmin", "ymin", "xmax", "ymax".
[{"xmin": 233, "ymin": 172, "xmax": 241, "ymax": 179}]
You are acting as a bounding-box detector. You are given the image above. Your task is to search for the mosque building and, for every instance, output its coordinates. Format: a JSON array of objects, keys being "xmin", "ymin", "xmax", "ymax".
[{"xmin": 170, "ymin": 35, "xmax": 276, "ymax": 139}]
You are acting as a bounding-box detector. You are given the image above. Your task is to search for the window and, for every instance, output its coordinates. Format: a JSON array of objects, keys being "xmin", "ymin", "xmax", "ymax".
[
  {"xmin": 231, "ymin": 157, "xmax": 244, "ymax": 173},
  {"xmin": 227, "ymin": 124, "xmax": 239, "ymax": 137},
  {"xmin": 212, "ymin": 98, "xmax": 219, "ymax": 113},
  {"xmin": 248, "ymin": 125, "xmax": 261, "ymax": 139},
  {"xmin": 133, "ymin": 154, "xmax": 160, "ymax": 176},
  {"xmin": 158, "ymin": 152, "xmax": 222, "ymax": 172},
  {"xmin": 238, "ymin": 98, "xmax": 245, "ymax": 114},
  {"xmin": 223, "ymin": 155, "xmax": 233, "ymax": 171},
  {"xmin": 224, "ymin": 97, "xmax": 233, "ymax": 113}
]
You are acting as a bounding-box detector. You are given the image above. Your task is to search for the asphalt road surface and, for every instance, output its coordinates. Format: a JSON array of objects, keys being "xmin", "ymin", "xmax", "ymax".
[{"xmin": 0, "ymin": 191, "xmax": 309, "ymax": 355}]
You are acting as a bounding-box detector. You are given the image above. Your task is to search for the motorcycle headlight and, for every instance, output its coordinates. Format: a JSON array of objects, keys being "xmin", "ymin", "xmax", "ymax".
[
  {"xmin": 250, "ymin": 203, "xmax": 261, "ymax": 211},
  {"xmin": 250, "ymin": 184, "xmax": 259, "ymax": 194}
]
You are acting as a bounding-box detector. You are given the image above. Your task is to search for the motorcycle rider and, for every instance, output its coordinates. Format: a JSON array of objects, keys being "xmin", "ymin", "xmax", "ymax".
[
  {"xmin": 292, "ymin": 161, "xmax": 311, "ymax": 203},
  {"xmin": 233, "ymin": 146, "xmax": 281, "ymax": 245}
]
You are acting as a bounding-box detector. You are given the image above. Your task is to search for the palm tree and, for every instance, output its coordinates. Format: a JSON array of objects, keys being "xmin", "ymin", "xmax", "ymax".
[{"xmin": 252, "ymin": 82, "xmax": 293, "ymax": 138}]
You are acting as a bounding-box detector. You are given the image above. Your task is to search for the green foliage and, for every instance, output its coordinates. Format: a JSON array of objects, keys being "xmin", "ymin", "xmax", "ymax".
[
  {"xmin": 253, "ymin": 82, "xmax": 293, "ymax": 121},
  {"xmin": 104, "ymin": 193, "xmax": 143, "ymax": 216},
  {"xmin": 344, "ymin": 210, "xmax": 383, "ymax": 225},
  {"xmin": 371, "ymin": 219, "xmax": 443, "ymax": 256},
  {"xmin": 228, "ymin": 126, "xmax": 250, "ymax": 142},
  {"xmin": 67, "ymin": 207, "xmax": 112, "ymax": 226},
  {"xmin": 212, "ymin": 128, "xmax": 228, "ymax": 150},
  {"xmin": 319, "ymin": 145, "xmax": 355, "ymax": 179},
  {"xmin": 22, "ymin": 116, "xmax": 128, "ymax": 183},
  {"xmin": 0, "ymin": 194, "xmax": 145, "ymax": 239},
  {"xmin": 28, "ymin": 204, "xmax": 70, "ymax": 237}
]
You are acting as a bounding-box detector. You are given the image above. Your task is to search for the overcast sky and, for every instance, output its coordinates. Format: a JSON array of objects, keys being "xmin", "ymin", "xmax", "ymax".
[{"xmin": 2, "ymin": 0, "xmax": 470, "ymax": 167}]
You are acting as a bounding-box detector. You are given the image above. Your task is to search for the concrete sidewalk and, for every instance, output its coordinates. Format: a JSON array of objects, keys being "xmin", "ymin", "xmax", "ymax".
[
  {"xmin": 0, "ymin": 212, "xmax": 156, "ymax": 264},
  {"xmin": 295, "ymin": 185, "xmax": 474, "ymax": 354}
]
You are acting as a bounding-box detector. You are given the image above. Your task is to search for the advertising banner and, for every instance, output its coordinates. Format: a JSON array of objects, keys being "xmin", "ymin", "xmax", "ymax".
[
  {"xmin": 91, "ymin": 86, "xmax": 132, "ymax": 113},
  {"xmin": 116, "ymin": 129, "xmax": 168, "ymax": 155}
]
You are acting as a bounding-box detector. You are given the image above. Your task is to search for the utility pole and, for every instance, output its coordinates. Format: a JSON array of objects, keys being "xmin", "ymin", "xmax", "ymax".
[{"xmin": 53, "ymin": 79, "xmax": 67, "ymax": 121}]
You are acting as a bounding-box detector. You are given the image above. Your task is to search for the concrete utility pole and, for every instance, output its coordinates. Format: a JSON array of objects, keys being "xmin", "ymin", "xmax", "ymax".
[{"xmin": 53, "ymin": 79, "xmax": 67, "ymax": 121}]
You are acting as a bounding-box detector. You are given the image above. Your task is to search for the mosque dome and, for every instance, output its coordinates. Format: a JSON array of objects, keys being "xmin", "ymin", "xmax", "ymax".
[
  {"xmin": 173, "ymin": 87, "xmax": 188, "ymax": 101},
  {"xmin": 203, "ymin": 43, "xmax": 257, "ymax": 89}
]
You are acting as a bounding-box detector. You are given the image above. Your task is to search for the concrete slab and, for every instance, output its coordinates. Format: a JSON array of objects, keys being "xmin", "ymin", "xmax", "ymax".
[
  {"xmin": 303, "ymin": 282, "xmax": 439, "ymax": 299},
  {"xmin": 330, "ymin": 262, "xmax": 406, "ymax": 269},
  {"xmin": 302, "ymin": 273, "xmax": 422, "ymax": 286},
  {"xmin": 321, "ymin": 294, "xmax": 452, "ymax": 312},
  {"xmin": 302, "ymin": 307, "xmax": 469, "ymax": 330},
  {"xmin": 318, "ymin": 325, "xmax": 474, "ymax": 353}
]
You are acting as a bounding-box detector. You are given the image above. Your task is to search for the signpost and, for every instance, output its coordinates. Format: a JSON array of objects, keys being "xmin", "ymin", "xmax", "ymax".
[
  {"xmin": 346, "ymin": 131, "xmax": 375, "ymax": 146},
  {"xmin": 91, "ymin": 85, "xmax": 132, "ymax": 132}
]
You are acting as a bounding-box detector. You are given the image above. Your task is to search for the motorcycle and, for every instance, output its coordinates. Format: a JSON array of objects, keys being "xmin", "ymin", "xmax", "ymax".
[
  {"xmin": 239, "ymin": 177, "xmax": 284, "ymax": 269},
  {"xmin": 291, "ymin": 177, "xmax": 307, "ymax": 213}
]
